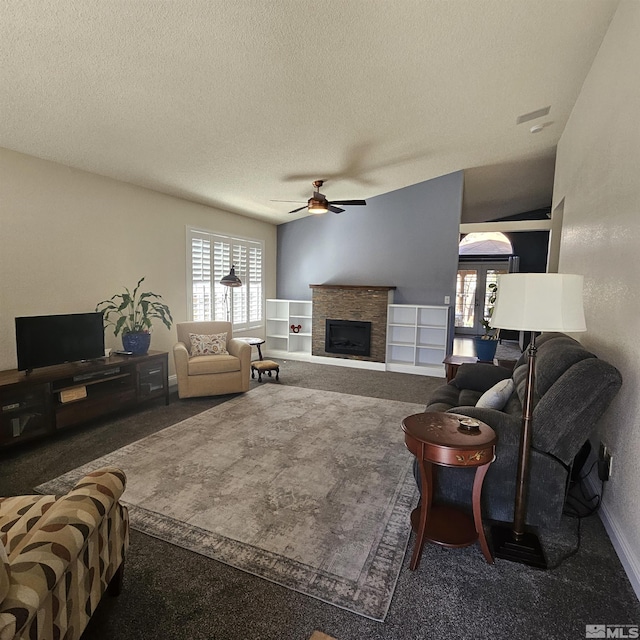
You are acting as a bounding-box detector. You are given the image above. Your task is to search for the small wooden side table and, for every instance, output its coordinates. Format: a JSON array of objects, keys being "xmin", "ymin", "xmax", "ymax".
[
  {"xmin": 236, "ymin": 337, "xmax": 265, "ymax": 360},
  {"xmin": 402, "ymin": 412, "xmax": 496, "ymax": 570},
  {"xmin": 442, "ymin": 354, "xmax": 478, "ymax": 382}
]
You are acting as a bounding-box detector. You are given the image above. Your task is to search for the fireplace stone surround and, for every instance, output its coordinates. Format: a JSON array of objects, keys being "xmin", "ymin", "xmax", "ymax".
[{"xmin": 310, "ymin": 285, "xmax": 396, "ymax": 362}]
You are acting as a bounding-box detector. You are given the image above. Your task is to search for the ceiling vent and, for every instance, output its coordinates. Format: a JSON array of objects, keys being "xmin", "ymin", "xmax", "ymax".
[{"xmin": 516, "ymin": 106, "xmax": 551, "ymax": 125}]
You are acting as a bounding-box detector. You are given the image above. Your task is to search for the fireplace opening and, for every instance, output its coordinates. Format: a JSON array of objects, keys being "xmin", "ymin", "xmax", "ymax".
[{"xmin": 325, "ymin": 319, "xmax": 372, "ymax": 356}]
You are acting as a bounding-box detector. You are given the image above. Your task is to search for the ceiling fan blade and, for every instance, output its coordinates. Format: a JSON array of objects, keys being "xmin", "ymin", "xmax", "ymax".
[
  {"xmin": 288, "ymin": 206, "xmax": 308, "ymax": 214},
  {"xmin": 330, "ymin": 199, "xmax": 367, "ymax": 206},
  {"xmin": 329, "ymin": 205, "xmax": 345, "ymax": 214},
  {"xmin": 271, "ymin": 200, "xmax": 306, "ymax": 203}
]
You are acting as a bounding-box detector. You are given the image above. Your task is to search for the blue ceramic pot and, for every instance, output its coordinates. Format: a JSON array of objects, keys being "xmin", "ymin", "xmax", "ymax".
[
  {"xmin": 473, "ymin": 336, "xmax": 498, "ymax": 363},
  {"xmin": 122, "ymin": 331, "xmax": 151, "ymax": 355}
]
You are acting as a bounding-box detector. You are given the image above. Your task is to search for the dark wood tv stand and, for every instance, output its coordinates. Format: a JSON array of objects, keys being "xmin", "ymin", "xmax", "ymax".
[{"xmin": 0, "ymin": 351, "xmax": 169, "ymax": 449}]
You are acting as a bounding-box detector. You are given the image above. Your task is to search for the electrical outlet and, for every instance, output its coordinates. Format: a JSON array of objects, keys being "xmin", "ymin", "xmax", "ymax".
[
  {"xmin": 598, "ymin": 442, "xmax": 612, "ymax": 481},
  {"xmin": 444, "ymin": 295, "xmax": 451, "ymax": 305},
  {"xmin": 599, "ymin": 441, "xmax": 607, "ymax": 460}
]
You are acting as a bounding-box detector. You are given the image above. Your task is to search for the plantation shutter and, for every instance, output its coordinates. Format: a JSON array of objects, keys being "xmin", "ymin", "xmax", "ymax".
[
  {"xmin": 188, "ymin": 228, "xmax": 263, "ymax": 329},
  {"xmin": 191, "ymin": 235, "xmax": 211, "ymax": 321},
  {"xmin": 248, "ymin": 245, "xmax": 262, "ymax": 324},
  {"xmin": 213, "ymin": 240, "xmax": 231, "ymax": 321},
  {"xmin": 232, "ymin": 244, "xmax": 248, "ymax": 325}
]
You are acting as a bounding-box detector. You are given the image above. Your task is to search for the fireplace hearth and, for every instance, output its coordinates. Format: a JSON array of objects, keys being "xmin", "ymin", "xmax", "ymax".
[{"xmin": 325, "ymin": 319, "xmax": 372, "ymax": 357}]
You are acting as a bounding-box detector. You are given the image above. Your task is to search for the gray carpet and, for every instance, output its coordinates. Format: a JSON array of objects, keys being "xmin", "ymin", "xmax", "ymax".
[{"xmin": 1, "ymin": 359, "xmax": 639, "ymax": 640}]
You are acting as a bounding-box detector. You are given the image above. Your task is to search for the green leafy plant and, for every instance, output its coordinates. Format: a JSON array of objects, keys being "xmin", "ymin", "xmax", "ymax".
[
  {"xmin": 479, "ymin": 282, "xmax": 499, "ymax": 340},
  {"xmin": 96, "ymin": 277, "xmax": 173, "ymax": 336}
]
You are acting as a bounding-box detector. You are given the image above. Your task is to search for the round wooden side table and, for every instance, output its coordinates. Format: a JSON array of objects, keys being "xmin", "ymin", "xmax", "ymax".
[
  {"xmin": 402, "ymin": 412, "xmax": 496, "ymax": 570},
  {"xmin": 236, "ymin": 337, "xmax": 265, "ymax": 360}
]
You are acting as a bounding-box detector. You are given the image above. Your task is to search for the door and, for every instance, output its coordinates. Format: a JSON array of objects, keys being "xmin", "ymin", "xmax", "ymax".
[{"xmin": 455, "ymin": 262, "xmax": 508, "ymax": 335}]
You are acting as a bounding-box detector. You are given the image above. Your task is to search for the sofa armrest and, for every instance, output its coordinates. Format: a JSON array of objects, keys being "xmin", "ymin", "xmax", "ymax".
[
  {"xmin": 68, "ymin": 466, "xmax": 127, "ymax": 503},
  {"xmin": 173, "ymin": 341, "xmax": 190, "ymax": 379},
  {"xmin": 227, "ymin": 338, "xmax": 251, "ymax": 367},
  {"xmin": 0, "ymin": 544, "xmax": 9, "ymax": 607},
  {"xmin": 0, "ymin": 468, "xmax": 127, "ymax": 639},
  {"xmin": 447, "ymin": 406, "xmax": 522, "ymax": 446}
]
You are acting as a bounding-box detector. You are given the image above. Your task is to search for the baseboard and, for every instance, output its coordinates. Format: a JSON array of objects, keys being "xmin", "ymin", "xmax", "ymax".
[
  {"xmin": 264, "ymin": 350, "xmax": 386, "ymax": 371},
  {"xmin": 263, "ymin": 350, "xmax": 447, "ymax": 376},
  {"xmin": 585, "ymin": 473, "xmax": 640, "ymax": 600},
  {"xmin": 386, "ymin": 362, "xmax": 446, "ymax": 377},
  {"xmin": 305, "ymin": 355, "xmax": 386, "ymax": 371}
]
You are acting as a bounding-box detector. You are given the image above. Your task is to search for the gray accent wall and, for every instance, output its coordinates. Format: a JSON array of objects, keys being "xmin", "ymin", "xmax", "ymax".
[{"xmin": 276, "ymin": 171, "xmax": 463, "ymax": 306}]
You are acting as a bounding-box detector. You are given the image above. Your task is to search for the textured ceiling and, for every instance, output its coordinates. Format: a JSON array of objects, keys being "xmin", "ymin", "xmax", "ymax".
[{"xmin": 0, "ymin": 1, "xmax": 618, "ymax": 224}]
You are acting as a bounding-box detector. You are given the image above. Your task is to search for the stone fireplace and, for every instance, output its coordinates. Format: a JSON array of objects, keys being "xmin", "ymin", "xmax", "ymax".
[{"xmin": 310, "ymin": 285, "xmax": 395, "ymax": 362}]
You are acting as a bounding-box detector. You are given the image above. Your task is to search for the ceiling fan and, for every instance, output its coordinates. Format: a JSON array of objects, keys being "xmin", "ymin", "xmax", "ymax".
[{"xmin": 279, "ymin": 180, "xmax": 366, "ymax": 215}]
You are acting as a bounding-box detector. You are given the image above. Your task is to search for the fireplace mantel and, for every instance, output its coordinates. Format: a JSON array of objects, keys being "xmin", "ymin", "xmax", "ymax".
[{"xmin": 309, "ymin": 284, "xmax": 396, "ymax": 291}]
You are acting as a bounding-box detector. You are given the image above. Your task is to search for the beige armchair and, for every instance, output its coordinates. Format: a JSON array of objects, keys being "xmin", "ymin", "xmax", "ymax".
[{"xmin": 173, "ymin": 321, "xmax": 251, "ymax": 398}]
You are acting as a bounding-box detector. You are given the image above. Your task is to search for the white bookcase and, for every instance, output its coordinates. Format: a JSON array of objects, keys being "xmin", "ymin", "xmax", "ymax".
[
  {"xmin": 265, "ymin": 299, "xmax": 312, "ymax": 358},
  {"xmin": 386, "ymin": 304, "xmax": 449, "ymax": 377}
]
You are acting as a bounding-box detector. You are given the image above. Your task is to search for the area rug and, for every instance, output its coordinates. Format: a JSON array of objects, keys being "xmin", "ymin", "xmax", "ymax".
[{"xmin": 36, "ymin": 385, "xmax": 422, "ymax": 621}]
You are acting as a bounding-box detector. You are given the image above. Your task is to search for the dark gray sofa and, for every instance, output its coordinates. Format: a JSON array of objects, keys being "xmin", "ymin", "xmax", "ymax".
[{"xmin": 422, "ymin": 332, "xmax": 622, "ymax": 528}]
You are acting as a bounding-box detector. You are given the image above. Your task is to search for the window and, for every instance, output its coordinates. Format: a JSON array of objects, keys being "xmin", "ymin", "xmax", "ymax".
[
  {"xmin": 188, "ymin": 228, "xmax": 263, "ymax": 330},
  {"xmin": 458, "ymin": 232, "xmax": 513, "ymax": 255}
]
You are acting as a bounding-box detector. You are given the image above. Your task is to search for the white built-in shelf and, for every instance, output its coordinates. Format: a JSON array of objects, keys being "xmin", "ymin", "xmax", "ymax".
[
  {"xmin": 265, "ymin": 299, "xmax": 449, "ymax": 376},
  {"xmin": 265, "ymin": 299, "xmax": 313, "ymax": 358},
  {"xmin": 386, "ymin": 304, "xmax": 449, "ymax": 377}
]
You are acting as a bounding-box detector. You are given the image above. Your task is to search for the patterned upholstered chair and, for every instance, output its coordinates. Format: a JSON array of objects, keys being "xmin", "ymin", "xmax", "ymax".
[
  {"xmin": 0, "ymin": 467, "xmax": 129, "ymax": 640},
  {"xmin": 173, "ymin": 321, "xmax": 251, "ymax": 398}
]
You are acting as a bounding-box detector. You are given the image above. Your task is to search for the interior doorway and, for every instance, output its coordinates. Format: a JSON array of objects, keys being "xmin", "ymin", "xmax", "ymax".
[{"xmin": 455, "ymin": 262, "xmax": 509, "ymax": 335}]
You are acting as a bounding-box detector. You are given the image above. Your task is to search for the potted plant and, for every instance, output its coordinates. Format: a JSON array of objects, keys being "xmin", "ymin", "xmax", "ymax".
[
  {"xmin": 96, "ymin": 277, "xmax": 173, "ymax": 355},
  {"xmin": 474, "ymin": 282, "xmax": 499, "ymax": 362}
]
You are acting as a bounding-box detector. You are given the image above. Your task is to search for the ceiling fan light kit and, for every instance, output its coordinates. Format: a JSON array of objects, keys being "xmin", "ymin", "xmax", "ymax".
[
  {"xmin": 285, "ymin": 180, "xmax": 367, "ymax": 215},
  {"xmin": 308, "ymin": 198, "xmax": 329, "ymax": 214}
]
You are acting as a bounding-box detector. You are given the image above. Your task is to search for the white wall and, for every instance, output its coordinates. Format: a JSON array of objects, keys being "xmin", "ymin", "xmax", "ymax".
[
  {"xmin": 0, "ymin": 148, "xmax": 277, "ymax": 374},
  {"xmin": 553, "ymin": 0, "xmax": 640, "ymax": 596}
]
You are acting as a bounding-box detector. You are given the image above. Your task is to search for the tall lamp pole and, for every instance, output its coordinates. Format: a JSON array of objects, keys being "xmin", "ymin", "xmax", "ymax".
[{"xmin": 489, "ymin": 273, "xmax": 586, "ymax": 568}]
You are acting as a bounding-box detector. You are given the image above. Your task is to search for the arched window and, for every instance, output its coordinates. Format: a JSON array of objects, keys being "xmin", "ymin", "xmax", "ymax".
[{"xmin": 459, "ymin": 232, "xmax": 513, "ymax": 256}]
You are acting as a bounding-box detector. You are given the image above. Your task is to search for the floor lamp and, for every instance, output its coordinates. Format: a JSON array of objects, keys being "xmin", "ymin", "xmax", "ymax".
[
  {"xmin": 489, "ymin": 273, "xmax": 586, "ymax": 568},
  {"xmin": 220, "ymin": 265, "xmax": 242, "ymax": 321}
]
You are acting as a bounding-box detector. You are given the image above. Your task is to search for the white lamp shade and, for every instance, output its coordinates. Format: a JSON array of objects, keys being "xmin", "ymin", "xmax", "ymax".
[{"xmin": 490, "ymin": 273, "xmax": 586, "ymax": 333}]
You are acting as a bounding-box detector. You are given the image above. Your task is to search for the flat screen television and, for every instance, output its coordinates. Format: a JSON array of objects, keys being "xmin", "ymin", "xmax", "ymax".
[{"xmin": 15, "ymin": 312, "xmax": 105, "ymax": 372}]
